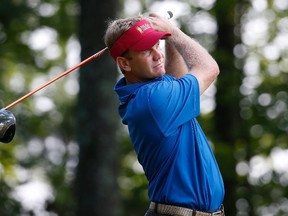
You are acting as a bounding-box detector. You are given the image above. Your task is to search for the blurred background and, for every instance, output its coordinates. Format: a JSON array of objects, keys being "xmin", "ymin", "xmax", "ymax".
[{"xmin": 0, "ymin": 0, "xmax": 287, "ymax": 215}]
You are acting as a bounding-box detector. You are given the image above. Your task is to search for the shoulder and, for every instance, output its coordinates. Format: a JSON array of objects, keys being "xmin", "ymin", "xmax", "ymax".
[
  {"xmin": 162, "ymin": 74, "xmax": 199, "ymax": 83},
  {"xmin": 148, "ymin": 74, "xmax": 199, "ymax": 94}
]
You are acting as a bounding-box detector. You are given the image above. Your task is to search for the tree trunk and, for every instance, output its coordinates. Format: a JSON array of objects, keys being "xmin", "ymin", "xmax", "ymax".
[
  {"xmin": 213, "ymin": 1, "xmax": 245, "ymax": 215},
  {"xmin": 75, "ymin": 0, "xmax": 121, "ymax": 215}
]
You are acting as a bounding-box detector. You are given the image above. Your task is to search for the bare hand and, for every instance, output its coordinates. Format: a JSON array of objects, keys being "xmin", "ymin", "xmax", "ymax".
[{"xmin": 147, "ymin": 12, "xmax": 174, "ymax": 35}]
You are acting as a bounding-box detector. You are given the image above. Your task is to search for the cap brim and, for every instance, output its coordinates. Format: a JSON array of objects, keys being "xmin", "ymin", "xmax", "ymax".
[
  {"xmin": 109, "ymin": 19, "xmax": 172, "ymax": 60},
  {"xmin": 130, "ymin": 31, "xmax": 171, "ymax": 51}
]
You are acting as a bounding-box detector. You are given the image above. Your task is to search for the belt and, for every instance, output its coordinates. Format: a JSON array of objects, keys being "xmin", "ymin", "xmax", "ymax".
[{"xmin": 149, "ymin": 202, "xmax": 225, "ymax": 216}]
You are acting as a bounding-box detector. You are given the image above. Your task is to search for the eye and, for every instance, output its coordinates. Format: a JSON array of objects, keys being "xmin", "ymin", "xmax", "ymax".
[
  {"xmin": 155, "ymin": 42, "xmax": 160, "ymax": 49},
  {"xmin": 142, "ymin": 49, "xmax": 152, "ymax": 55},
  {"xmin": 141, "ymin": 42, "xmax": 161, "ymax": 56}
]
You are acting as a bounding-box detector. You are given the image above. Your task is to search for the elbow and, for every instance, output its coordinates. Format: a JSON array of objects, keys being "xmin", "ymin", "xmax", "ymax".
[
  {"xmin": 210, "ymin": 61, "xmax": 220, "ymax": 80},
  {"xmin": 213, "ymin": 60, "xmax": 220, "ymax": 77}
]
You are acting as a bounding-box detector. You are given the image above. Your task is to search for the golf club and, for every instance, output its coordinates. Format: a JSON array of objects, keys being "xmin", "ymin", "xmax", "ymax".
[
  {"xmin": 0, "ymin": 47, "xmax": 108, "ymax": 143},
  {"xmin": 0, "ymin": 109, "xmax": 16, "ymax": 143},
  {"xmin": 0, "ymin": 10, "xmax": 174, "ymax": 143},
  {"xmin": 3, "ymin": 11, "xmax": 172, "ymax": 111},
  {"xmin": 5, "ymin": 47, "xmax": 108, "ymax": 110}
]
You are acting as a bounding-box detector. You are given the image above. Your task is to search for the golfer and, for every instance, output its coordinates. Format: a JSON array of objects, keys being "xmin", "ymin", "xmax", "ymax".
[{"xmin": 104, "ymin": 12, "xmax": 225, "ymax": 216}]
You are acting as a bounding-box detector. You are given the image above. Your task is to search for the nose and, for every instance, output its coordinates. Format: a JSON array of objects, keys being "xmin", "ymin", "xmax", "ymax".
[{"xmin": 152, "ymin": 47, "xmax": 162, "ymax": 61}]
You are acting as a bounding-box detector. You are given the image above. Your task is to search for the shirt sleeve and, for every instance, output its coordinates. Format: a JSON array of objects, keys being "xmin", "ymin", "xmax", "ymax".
[{"xmin": 148, "ymin": 74, "xmax": 200, "ymax": 137}]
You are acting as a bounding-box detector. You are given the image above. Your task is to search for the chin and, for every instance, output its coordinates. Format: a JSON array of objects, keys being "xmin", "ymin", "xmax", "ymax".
[
  {"xmin": 160, "ymin": 69, "xmax": 166, "ymax": 76},
  {"xmin": 151, "ymin": 68, "xmax": 166, "ymax": 78}
]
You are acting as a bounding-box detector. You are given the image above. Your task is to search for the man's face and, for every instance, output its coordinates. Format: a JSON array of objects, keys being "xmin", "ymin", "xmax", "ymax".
[{"xmin": 123, "ymin": 41, "xmax": 166, "ymax": 83}]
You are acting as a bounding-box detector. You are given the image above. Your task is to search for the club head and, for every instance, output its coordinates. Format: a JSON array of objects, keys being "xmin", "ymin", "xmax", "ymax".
[{"xmin": 0, "ymin": 109, "xmax": 16, "ymax": 143}]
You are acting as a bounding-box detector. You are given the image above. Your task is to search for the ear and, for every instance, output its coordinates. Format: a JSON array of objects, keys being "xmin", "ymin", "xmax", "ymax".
[{"xmin": 116, "ymin": 57, "xmax": 131, "ymax": 72}]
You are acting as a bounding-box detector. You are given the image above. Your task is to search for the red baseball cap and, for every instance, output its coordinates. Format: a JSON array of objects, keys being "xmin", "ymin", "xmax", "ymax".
[{"xmin": 110, "ymin": 19, "xmax": 171, "ymax": 60}]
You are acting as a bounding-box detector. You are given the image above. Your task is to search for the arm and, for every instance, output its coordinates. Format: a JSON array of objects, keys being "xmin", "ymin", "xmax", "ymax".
[
  {"xmin": 148, "ymin": 13, "xmax": 220, "ymax": 95},
  {"xmin": 166, "ymin": 27, "xmax": 220, "ymax": 95},
  {"xmin": 164, "ymin": 41, "xmax": 188, "ymax": 78}
]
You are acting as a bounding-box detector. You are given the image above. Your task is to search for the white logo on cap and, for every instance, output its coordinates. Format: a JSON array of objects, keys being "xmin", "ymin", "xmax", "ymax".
[{"xmin": 136, "ymin": 24, "xmax": 151, "ymax": 33}]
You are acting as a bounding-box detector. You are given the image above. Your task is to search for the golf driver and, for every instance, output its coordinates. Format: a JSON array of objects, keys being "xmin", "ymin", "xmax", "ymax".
[
  {"xmin": 0, "ymin": 10, "xmax": 174, "ymax": 143},
  {"xmin": 0, "ymin": 109, "xmax": 16, "ymax": 143},
  {"xmin": 0, "ymin": 47, "xmax": 108, "ymax": 143}
]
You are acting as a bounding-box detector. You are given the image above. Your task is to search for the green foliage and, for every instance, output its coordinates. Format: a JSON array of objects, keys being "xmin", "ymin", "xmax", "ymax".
[
  {"xmin": 119, "ymin": 135, "xmax": 149, "ymax": 216},
  {"xmin": 0, "ymin": 0, "xmax": 78, "ymax": 215},
  {"xmin": 229, "ymin": 2, "xmax": 288, "ymax": 215},
  {"xmin": 1, "ymin": 0, "xmax": 287, "ymax": 215}
]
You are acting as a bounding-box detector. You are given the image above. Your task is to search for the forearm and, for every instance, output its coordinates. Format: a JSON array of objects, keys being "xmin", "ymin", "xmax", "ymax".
[
  {"xmin": 148, "ymin": 12, "xmax": 220, "ymax": 94},
  {"xmin": 164, "ymin": 41, "xmax": 188, "ymax": 78},
  {"xmin": 166, "ymin": 27, "xmax": 220, "ymax": 94},
  {"xmin": 166, "ymin": 28, "xmax": 214, "ymax": 72}
]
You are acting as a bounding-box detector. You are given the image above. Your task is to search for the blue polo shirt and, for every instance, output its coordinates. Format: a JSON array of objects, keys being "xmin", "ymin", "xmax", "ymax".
[{"xmin": 114, "ymin": 74, "xmax": 224, "ymax": 211}]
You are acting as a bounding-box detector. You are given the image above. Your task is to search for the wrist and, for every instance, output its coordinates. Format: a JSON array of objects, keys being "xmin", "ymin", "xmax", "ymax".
[{"xmin": 166, "ymin": 27, "xmax": 185, "ymax": 45}]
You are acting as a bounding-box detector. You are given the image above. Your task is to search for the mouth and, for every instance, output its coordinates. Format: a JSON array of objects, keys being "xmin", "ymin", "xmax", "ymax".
[{"xmin": 154, "ymin": 61, "xmax": 164, "ymax": 69}]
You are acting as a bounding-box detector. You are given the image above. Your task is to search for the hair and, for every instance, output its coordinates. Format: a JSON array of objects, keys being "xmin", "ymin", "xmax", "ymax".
[{"xmin": 104, "ymin": 15, "xmax": 143, "ymax": 50}]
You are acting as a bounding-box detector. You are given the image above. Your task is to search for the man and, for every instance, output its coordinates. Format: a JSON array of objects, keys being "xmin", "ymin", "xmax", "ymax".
[{"xmin": 104, "ymin": 12, "xmax": 225, "ymax": 216}]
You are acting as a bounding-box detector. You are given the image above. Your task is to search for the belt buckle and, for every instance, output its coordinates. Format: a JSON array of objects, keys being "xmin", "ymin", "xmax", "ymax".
[
  {"xmin": 212, "ymin": 212, "xmax": 222, "ymax": 216},
  {"xmin": 211, "ymin": 208, "xmax": 223, "ymax": 216}
]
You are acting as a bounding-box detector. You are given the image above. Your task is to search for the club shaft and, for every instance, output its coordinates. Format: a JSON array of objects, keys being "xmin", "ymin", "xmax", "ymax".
[{"xmin": 5, "ymin": 47, "xmax": 108, "ymax": 110}]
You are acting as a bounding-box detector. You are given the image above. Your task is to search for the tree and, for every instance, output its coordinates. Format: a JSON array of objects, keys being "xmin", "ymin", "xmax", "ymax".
[
  {"xmin": 236, "ymin": 1, "xmax": 288, "ymax": 215},
  {"xmin": 0, "ymin": 0, "xmax": 81, "ymax": 215},
  {"xmin": 74, "ymin": 0, "xmax": 121, "ymax": 215},
  {"xmin": 1, "ymin": 0, "xmax": 287, "ymax": 215},
  {"xmin": 213, "ymin": 0, "xmax": 288, "ymax": 215},
  {"xmin": 213, "ymin": 0, "xmax": 247, "ymax": 215}
]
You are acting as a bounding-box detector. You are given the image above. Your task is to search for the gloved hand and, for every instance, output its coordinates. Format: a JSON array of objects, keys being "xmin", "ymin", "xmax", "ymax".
[{"xmin": 0, "ymin": 109, "xmax": 16, "ymax": 143}]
